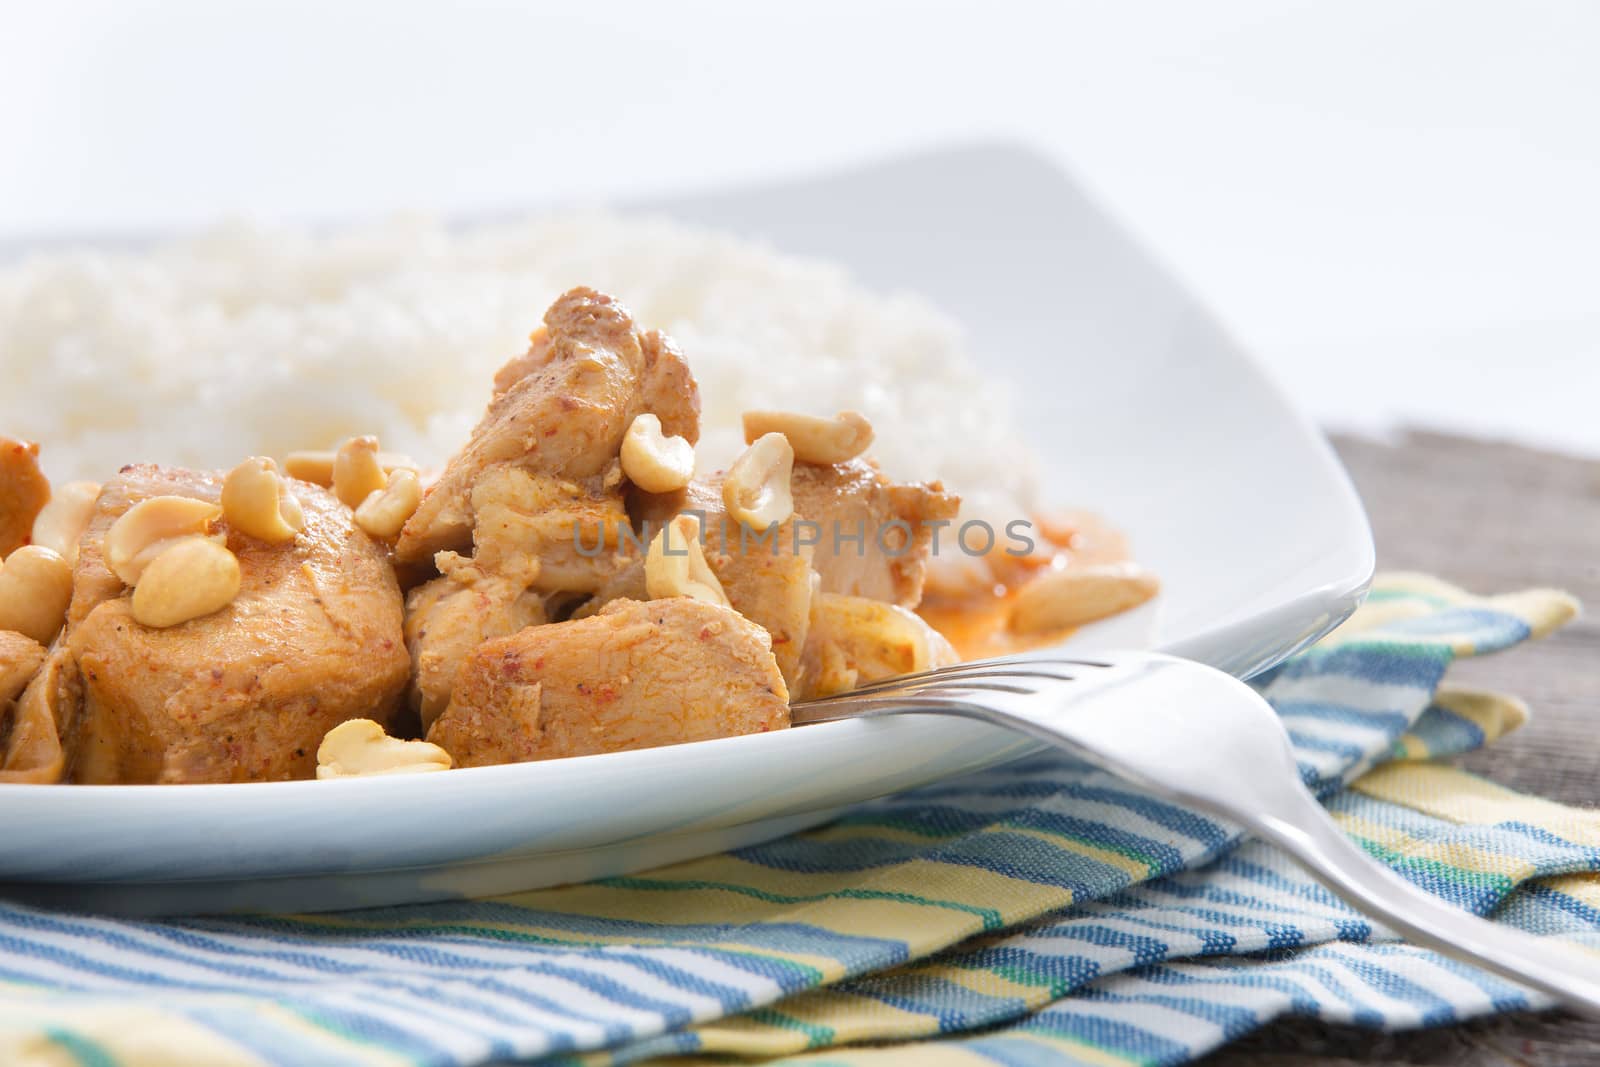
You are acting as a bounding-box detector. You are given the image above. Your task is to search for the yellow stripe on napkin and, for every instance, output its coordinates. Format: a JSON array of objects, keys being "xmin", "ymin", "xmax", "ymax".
[
  {"xmin": 1332, "ymin": 811, "xmax": 1538, "ymax": 884},
  {"xmin": 0, "ymin": 1006, "xmax": 263, "ymax": 1067},
  {"xmin": 1330, "ymin": 574, "xmax": 1577, "ymax": 654},
  {"xmin": 1391, "ymin": 687, "xmax": 1530, "ymax": 761},
  {"xmin": 1352, "ymin": 763, "xmax": 1600, "ymax": 847}
]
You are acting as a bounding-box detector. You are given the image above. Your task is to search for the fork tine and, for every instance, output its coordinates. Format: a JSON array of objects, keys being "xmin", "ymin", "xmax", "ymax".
[
  {"xmin": 791, "ymin": 654, "xmax": 1109, "ymax": 702},
  {"xmin": 939, "ymin": 681, "xmax": 1054, "ymax": 695},
  {"xmin": 868, "ymin": 655, "xmax": 1109, "ymax": 683},
  {"xmin": 788, "ymin": 691, "xmax": 989, "ymax": 725},
  {"xmin": 792, "ymin": 665, "xmax": 1076, "ymax": 704},
  {"xmin": 868, "ymin": 679, "xmax": 1044, "ymax": 696}
]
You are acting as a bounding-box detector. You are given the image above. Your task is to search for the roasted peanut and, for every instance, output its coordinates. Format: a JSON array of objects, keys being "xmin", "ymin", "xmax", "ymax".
[
  {"xmin": 620, "ymin": 413, "xmax": 695, "ymax": 494},
  {"xmin": 286, "ymin": 447, "xmax": 417, "ymax": 489},
  {"xmin": 282, "ymin": 451, "xmax": 334, "ymax": 486},
  {"xmin": 316, "ymin": 718, "xmax": 452, "ymax": 779},
  {"xmin": 105, "ymin": 495, "xmax": 224, "ymax": 586},
  {"xmin": 222, "ymin": 457, "xmax": 305, "ymax": 543},
  {"xmin": 355, "ymin": 469, "xmax": 422, "ymax": 541},
  {"xmin": 742, "ymin": 410, "xmax": 874, "ymax": 465},
  {"xmin": 645, "ymin": 515, "xmax": 730, "ymax": 608},
  {"xmin": 130, "ymin": 537, "xmax": 242, "ymax": 628},
  {"xmin": 0, "ymin": 546, "xmax": 74, "ymax": 645},
  {"xmin": 722, "ymin": 432, "xmax": 794, "ymax": 530},
  {"xmin": 30, "ymin": 481, "xmax": 100, "ymax": 563},
  {"xmin": 332, "ymin": 436, "xmax": 389, "ymax": 508},
  {"xmin": 1008, "ymin": 562, "xmax": 1160, "ymax": 634}
]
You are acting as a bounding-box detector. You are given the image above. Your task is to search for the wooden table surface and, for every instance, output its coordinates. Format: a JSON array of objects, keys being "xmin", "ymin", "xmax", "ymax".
[{"xmin": 1203, "ymin": 430, "xmax": 1600, "ymax": 1066}]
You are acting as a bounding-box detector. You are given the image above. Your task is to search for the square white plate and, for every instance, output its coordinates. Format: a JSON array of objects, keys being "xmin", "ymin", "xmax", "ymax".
[{"xmin": 0, "ymin": 144, "xmax": 1373, "ymax": 915}]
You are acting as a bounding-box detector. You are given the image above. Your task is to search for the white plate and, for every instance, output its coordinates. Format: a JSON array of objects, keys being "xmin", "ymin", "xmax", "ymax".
[{"xmin": 0, "ymin": 144, "xmax": 1373, "ymax": 916}]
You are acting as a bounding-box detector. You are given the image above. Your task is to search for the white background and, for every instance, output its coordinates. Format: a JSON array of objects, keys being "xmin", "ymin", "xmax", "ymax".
[{"xmin": 4, "ymin": 1, "xmax": 1598, "ymax": 454}]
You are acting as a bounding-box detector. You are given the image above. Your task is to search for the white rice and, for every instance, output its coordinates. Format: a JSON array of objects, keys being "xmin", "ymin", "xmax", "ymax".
[{"xmin": 0, "ymin": 213, "xmax": 1036, "ymax": 522}]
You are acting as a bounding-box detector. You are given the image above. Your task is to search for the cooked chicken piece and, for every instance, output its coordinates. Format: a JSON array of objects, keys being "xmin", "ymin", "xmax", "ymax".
[
  {"xmin": 620, "ymin": 477, "xmax": 815, "ymax": 686},
  {"xmin": 0, "ymin": 437, "xmax": 50, "ymax": 558},
  {"xmin": 397, "ymin": 288, "xmax": 701, "ymax": 575},
  {"xmin": 613, "ymin": 459, "xmax": 957, "ymax": 689},
  {"xmin": 576, "ymin": 557, "xmax": 648, "ymax": 612},
  {"xmin": 405, "ymin": 557, "xmax": 547, "ymax": 732},
  {"xmin": 397, "ymin": 292, "xmax": 703, "ymax": 714},
  {"xmin": 64, "ymin": 464, "xmax": 410, "ymax": 783},
  {"xmin": 799, "ymin": 592, "xmax": 959, "ymax": 699},
  {"xmin": 430, "ymin": 597, "xmax": 789, "ymax": 767},
  {"xmin": 0, "ymin": 631, "xmax": 45, "ymax": 708},
  {"xmin": 491, "ymin": 325, "xmax": 552, "ymax": 396},
  {"xmin": 467, "ymin": 464, "xmax": 634, "ymax": 594},
  {"xmin": 790, "ymin": 459, "xmax": 959, "ymax": 608},
  {"xmin": 697, "ymin": 514, "xmax": 814, "ymax": 691},
  {"xmin": 636, "ymin": 330, "xmax": 700, "ymax": 443},
  {"xmin": 0, "ymin": 644, "xmax": 76, "ymax": 783}
]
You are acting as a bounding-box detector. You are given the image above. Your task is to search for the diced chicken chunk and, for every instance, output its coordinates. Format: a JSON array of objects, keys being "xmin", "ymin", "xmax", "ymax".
[
  {"xmin": 618, "ymin": 456, "xmax": 960, "ymax": 693},
  {"xmin": 429, "ymin": 597, "xmax": 789, "ymax": 767},
  {"xmin": 636, "ymin": 330, "xmax": 700, "ymax": 444},
  {"xmin": 790, "ymin": 459, "xmax": 959, "ymax": 607},
  {"xmin": 405, "ymin": 559, "xmax": 547, "ymax": 732},
  {"xmin": 624, "ymin": 477, "xmax": 815, "ymax": 687},
  {"xmin": 491, "ymin": 325, "xmax": 553, "ymax": 396},
  {"xmin": 467, "ymin": 464, "xmax": 634, "ymax": 595},
  {"xmin": 398, "ymin": 290, "xmax": 703, "ymax": 721},
  {"xmin": 1, "ymin": 644, "xmax": 75, "ymax": 783},
  {"xmin": 0, "ymin": 630, "xmax": 45, "ymax": 708},
  {"xmin": 396, "ymin": 288, "xmax": 700, "ymax": 575},
  {"xmin": 0, "ymin": 437, "xmax": 50, "ymax": 558},
  {"xmin": 64, "ymin": 465, "xmax": 410, "ymax": 783}
]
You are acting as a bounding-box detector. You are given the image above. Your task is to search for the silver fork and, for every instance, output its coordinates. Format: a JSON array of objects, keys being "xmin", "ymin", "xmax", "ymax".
[{"xmin": 791, "ymin": 650, "xmax": 1600, "ymax": 1016}]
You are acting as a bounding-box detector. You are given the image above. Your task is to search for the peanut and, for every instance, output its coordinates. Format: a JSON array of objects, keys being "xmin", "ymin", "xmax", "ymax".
[{"xmin": 1008, "ymin": 562, "xmax": 1160, "ymax": 634}]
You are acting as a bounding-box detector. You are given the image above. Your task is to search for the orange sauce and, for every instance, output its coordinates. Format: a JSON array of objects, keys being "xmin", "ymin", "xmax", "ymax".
[{"xmin": 917, "ymin": 511, "xmax": 1134, "ymax": 661}]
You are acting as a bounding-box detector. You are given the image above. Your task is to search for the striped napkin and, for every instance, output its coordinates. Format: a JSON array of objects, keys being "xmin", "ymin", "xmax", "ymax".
[{"xmin": 0, "ymin": 574, "xmax": 1588, "ymax": 1067}]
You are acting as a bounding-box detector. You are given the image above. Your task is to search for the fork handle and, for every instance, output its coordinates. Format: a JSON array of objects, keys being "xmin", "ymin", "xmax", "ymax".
[
  {"xmin": 800, "ymin": 685, "xmax": 1600, "ymax": 1016},
  {"xmin": 904, "ymin": 700, "xmax": 1600, "ymax": 1016},
  {"xmin": 1248, "ymin": 781, "xmax": 1600, "ymax": 1016}
]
